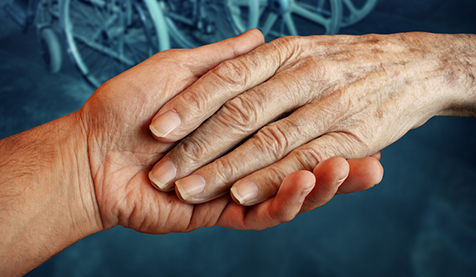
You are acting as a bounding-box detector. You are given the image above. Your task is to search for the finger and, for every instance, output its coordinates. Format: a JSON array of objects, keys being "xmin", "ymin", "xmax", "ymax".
[
  {"xmin": 227, "ymin": 133, "xmax": 365, "ymax": 206},
  {"xmin": 370, "ymin": 151, "xmax": 381, "ymax": 160},
  {"xmin": 149, "ymin": 79, "xmax": 324, "ymax": 192},
  {"xmin": 217, "ymin": 170, "xmax": 315, "ymax": 230},
  {"xmin": 167, "ymin": 94, "xmax": 352, "ymax": 201},
  {"xmin": 182, "ymin": 28, "xmax": 265, "ymax": 77},
  {"xmin": 150, "ymin": 87, "xmax": 341, "ymax": 193},
  {"xmin": 149, "ymin": 38, "xmax": 378, "ymax": 192},
  {"xmin": 148, "ymin": 29, "xmax": 266, "ymax": 142},
  {"xmin": 159, "ymin": 55, "xmax": 386, "ymax": 197},
  {"xmin": 299, "ymin": 157, "xmax": 349, "ymax": 213},
  {"xmin": 148, "ymin": 35, "xmax": 295, "ymax": 142},
  {"xmin": 336, "ymin": 156, "xmax": 384, "ymax": 194}
]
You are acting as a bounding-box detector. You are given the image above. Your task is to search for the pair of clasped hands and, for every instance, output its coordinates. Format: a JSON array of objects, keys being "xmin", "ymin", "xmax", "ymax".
[{"xmin": 86, "ymin": 29, "xmax": 471, "ymax": 233}]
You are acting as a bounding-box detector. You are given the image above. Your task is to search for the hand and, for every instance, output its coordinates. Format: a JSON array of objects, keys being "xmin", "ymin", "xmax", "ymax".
[
  {"xmin": 220, "ymin": 155, "xmax": 384, "ymax": 229},
  {"xmin": 148, "ymin": 32, "xmax": 476, "ymax": 205},
  {"xmin": 79, "ymin": 29, "xmax": 383, "ymax": 233},
  {"xmin": 0, "ymin": 30, "xmax": 384, "ymax": 275},
  {"xmin": 79, "ymin": 29, "xmax": 267, "ymax": 232}
]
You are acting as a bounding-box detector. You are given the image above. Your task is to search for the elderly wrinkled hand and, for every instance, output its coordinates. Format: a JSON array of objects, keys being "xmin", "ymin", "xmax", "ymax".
[
  {"xmin": 0, "ymin": 29, "xmax": 388, "ymax": 275},
  {"xmin": 78, "ymin": 29, "xmax": 385, "ymax": 233},
  {"xmin": 149, "ymin": 31, "xmax": 476, "ymax": 206}
]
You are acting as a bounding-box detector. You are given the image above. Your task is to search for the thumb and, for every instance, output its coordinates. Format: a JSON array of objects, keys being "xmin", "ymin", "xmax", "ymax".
[{"xmin": 189, "ymin": 29, "xmax": 265, "ymax": 75}]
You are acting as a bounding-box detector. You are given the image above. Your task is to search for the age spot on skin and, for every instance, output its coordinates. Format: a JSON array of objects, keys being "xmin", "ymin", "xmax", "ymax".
[
  {"xmin": 371, "ymin": 48, "xmax": 384, "ymax": 54},
  {"xmin": 374, "ymin": 108, "xmax": 384, "ymax": 120}
]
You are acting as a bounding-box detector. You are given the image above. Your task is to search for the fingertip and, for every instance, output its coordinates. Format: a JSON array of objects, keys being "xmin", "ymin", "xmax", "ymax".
[
  {"xmin": 313, "ymin": 156, "xmax": 350, "ymax": 185},
  {"xmin": 149, "ymin": 171, "xmax": 169, "ymax": 192},
  {"xmin": 356, "ymin": 156, "xmax": 384, "ymax": 186},
  {"xmin": 149, "ymin": 109, "xmax": 183, "ymax": 142},
  {"xmin": 337, "ymin": 157, "xmax": 384, "ymax": 194},
  {"xmin": 232, "ymin": 170, "xmax": 317, "ymax": 208},
  {"xmin": 244, "ymin": 28, "xmax": 265, "ymax": 45},
  {"xmin": 175, "ymin": 174, "xmax": 207, "ymax": 204},
  {"xmin": 281, "ymin": 170, "xmax": 316, "ymax": 191},
  {"xmin": 149, "ymin": 125, "xmax": 178, "ymax": 143},
  {"xmin": 370, "ymin": 156, "xmax": 384, "ymax": 185},
  {"xmin": 148, "ymin": 170, "xmax": 174, "ymax": 192},
  {"xmin": 299, "ymin": 157, "xmax": 350, "ymax": 213},
  {"xmin": 199, "ymin": 28, "xmax": 264, "ymax": 62},
  {"xmin": 278, "ymin": 170, "xmax": 316, "ymax": 204},
  {"xmin": 230, "ymin": 181, "xmax": 260, "ymax": 206},
  {"xmin": 224, "ymin": 28, "xmax": 265, "ymax": 58}
]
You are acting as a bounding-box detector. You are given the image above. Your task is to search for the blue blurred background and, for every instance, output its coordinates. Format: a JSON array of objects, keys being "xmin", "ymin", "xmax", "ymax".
[{"xmin": 1, "ymin": 0, "xmax": 476, "ymax": 276}]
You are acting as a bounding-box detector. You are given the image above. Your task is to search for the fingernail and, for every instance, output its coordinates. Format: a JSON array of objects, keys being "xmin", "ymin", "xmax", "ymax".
[
  {"xmin": 299, "ymin": 187, "xmax": 314, "ymax": 203},
  {"xmin": 231, "ymin": 181, "xmax": 259, "ymax": 205},
  {"xmin": 176, "ymin": 175, "xmax": 206, "ymax": 200},
  {"xmin": 150, "ymin": 110, "xmax": 181, "ymax": 138},
  {"xmin": 149, "ymin": 160, "xmax": 177, "ymax": 190},
  {"xmin": 337, "ymin": 175, "xmax": 348, "ymax": 187}
]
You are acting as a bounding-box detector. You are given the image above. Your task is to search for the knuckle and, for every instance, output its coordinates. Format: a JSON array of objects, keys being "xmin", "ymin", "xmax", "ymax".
[
  {"xmin": 264, "ymin": 166, "xmax": 288, "ymax": 191},
  {"xmin": 216, "ymin": 96, "xmax": 259, "ymax": 133},
  {"xmin": 271, "ymin": 36, "xmax": 308, "ymax": 60},
  {"xmin": 176, "ymin": 136, "xmax": 210, "ymax": 166},
  {"xmin": 179, "ymin": 89, "xmax": 209, "ymax": 113},
  {"xmin": 328, "ymin": 130, "xmax": 370, "ymax": 157},
  {"xmin": 252, "ymin": 123, "xmax": 291, "ymax": 161},
  {"xmin": 272, "ymin": 36, "xmax": 297, "ymax": 54},
  {"xmin": 345, "ymin": 129, "xmax": 372, "ymax": 154},
  {"xmin": 251, "ymin": 118, "xmax": 305, "ymax": 161},
  {"xmin": 292, "ymin": 146, "xmax": 328, "ymax": 171},
  {"xmin": 210, "ymin": 58, "xmax": 250, "ymax": 88},
  {"xmin": 212, "ymin": 158, "xmax": 239, "ymax": 184}
]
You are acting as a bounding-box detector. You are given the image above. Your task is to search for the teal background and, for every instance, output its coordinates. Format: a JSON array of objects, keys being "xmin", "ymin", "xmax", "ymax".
[{"xmin": 0, "ymin": 0, "xmax": 475, "ymax": 276}]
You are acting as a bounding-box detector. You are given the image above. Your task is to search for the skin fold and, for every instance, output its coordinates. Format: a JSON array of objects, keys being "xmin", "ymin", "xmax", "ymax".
[
  {"xmin": 149, "ymin": 31, "xmax": 476, "ymax": 205},
  {"xmin": 0, "ymin": 30, "xmax": 383, "ymax": 276}
]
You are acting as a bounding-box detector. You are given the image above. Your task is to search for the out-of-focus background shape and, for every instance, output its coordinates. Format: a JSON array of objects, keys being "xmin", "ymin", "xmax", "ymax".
[{"xmin": 1, "ymin": 0, "xmax": 475, "ymax": 276}]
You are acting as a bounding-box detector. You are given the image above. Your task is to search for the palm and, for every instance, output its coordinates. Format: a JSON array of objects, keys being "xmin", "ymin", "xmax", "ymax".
[
  {"xmin": 77, "ymin": 30, "xmax": 383, "ymax": 234},
  {"xmin": 94, "ymin": 132, "xmax": 230, "ymax": 233},
  {"xmin": 81, "ymin": 52, "xmax": 229, "ymax": 232}
]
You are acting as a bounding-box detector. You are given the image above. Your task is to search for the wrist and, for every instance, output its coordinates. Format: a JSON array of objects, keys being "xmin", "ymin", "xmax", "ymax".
[
  {"xmin": 25, "ymin": 111, "xmax": 103, "ymax": 241},
  {"xmin": 60, "ymin": 112, "xmax": 104, "ymax": 238},
  {"xmin": 434, "ymin": 33, "xmax": 476, "ymax": 117},
  {"xmin": 0, "ymin": 112, "xmax": 101, "ymax": 275}
]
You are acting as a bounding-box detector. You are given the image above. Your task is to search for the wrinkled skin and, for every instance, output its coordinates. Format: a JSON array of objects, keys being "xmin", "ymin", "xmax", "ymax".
[
  {"xmin": 149, "ymin": 32, "xmax": 476, "ymax": 205},
  {"xmin": 0, "ymin": 30, "xmax": 386, "ymax": 276},
  {"xmin": 79, "ymin": 30, "xmax": 383, "ymax": 233}
]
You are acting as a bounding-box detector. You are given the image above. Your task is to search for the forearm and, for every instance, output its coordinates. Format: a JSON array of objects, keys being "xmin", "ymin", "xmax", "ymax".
[
  {"xmin": 434, "ymin": 33, "xmax": 476, "ymax": 117},
  {"xmin": 0, "ymin": 113, "xmax": 101, "ymax": 276}
]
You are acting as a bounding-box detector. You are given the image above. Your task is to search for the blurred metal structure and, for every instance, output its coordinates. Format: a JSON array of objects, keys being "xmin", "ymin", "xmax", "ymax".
[
  {"xmin": 341, "ymin": 0, "xmax": 378, "ymax": 27},
  {"xmin": 256, "ymin": 0, "xmax": 378, "ymax": 40},
  {"xmin": 5, "ymin": 0, "xmax": 169, "ymax": 87},
  {"xmin": 5, "ymin": 0, "xmax": 378, "ymax": 87},
  {"xmin": 160, "ymin": 0, "xmax": 379, "ymax": 47},
  {"xmin": 5, "ymin": 0, "xmax": 64, "ymax": 73},
  {"xmin": 160, "ymin": 0, "xmax": 259, "ymax": 48},
  {"xmin": 61, "ymin": 0, "xmax": 169, "ymax": 86}
]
